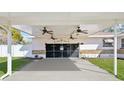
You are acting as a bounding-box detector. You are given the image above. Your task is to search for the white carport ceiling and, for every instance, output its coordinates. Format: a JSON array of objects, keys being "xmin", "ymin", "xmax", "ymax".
[{"xmin": 0, "ymin": 12, "xmax": 124, "ymax": 25}]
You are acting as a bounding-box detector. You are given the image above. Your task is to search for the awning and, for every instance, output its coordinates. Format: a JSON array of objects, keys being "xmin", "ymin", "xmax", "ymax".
[{"xmin": 104, "ymin": 38, "xmax": 114, "ymax": 43}]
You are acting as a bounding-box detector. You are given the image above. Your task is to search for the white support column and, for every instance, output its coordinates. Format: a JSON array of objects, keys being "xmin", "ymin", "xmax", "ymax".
[
  {"xmin": 7, "ymin": 25, "xmax": 12, "ymax": 76},
  {"xmin": 0, "ymin": 25, "xmax": 12, "ymax": 80},
  {"xmin": 114, "ymin": 25, "xmax": 118, "ymax": 76}
]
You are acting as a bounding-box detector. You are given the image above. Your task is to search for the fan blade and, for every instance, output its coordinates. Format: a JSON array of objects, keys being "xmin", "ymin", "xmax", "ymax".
[
  {"xmin": 82, "ymin": 30, "xmax": 88, "ymax": 32},
  {"xmin": 48, "ymin": 30, "xmax": 53, "ymax": 33},
  {"xmin": 42, "ymin": 31, "xmax": 46, "ymax": 35},
  {"xmin": 81, "ymin": 30, "xmax": 88, "ymax": 34},
  {"xmin": 51, "ymin": 35, "xmax": 58, "ymax": 40}
]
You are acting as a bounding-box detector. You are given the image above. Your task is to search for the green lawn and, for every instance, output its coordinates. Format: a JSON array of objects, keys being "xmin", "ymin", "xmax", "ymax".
[
  {"xmin": 0, "ymin": 57, "xmax": 31, "ymax": 77},
  {"xmin": 88, "ymin": 58, "xmax": 124, "ymax": 80}
]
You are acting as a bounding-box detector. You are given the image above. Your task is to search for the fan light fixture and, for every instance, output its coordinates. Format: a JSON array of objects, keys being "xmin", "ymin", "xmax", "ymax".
[{"xmin": 60, "ymin": 45, "xmax": 64, "ymax": 50}]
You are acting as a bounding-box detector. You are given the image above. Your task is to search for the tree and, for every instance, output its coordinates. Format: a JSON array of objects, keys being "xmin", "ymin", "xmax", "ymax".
[
  {"xmin": 0, "ymin": 25, "xmax": 23, "ymax": 44},
  {"xmin": 11, "ymin": 28, "xmax": 23, "ymax": 44},
  {"xmin": 0, "ymin": 26, "xmax": 7, "ymax": 44}
]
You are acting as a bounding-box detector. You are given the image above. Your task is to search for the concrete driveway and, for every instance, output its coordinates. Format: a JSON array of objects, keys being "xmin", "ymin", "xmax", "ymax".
[{"xmin": 5, "ymin": 58, "xmax": 118, "ymax": 81}]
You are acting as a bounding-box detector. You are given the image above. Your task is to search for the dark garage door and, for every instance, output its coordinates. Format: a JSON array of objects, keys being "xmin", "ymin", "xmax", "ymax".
[{"xmin": 46, "ymin": 44, "xmax": 79, "ymax": 58}]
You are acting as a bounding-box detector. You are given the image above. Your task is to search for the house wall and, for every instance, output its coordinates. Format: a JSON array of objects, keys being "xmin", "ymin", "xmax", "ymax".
[
  {"xmin": 117, "ymin": 36, "xmax": 124, "ymax": 49},
  {"xmin": 30, "ymin": 36, "xmax": 124, "ymax": 58},
  {"xmin": 79, "ymin": 37, "xmax": 124, "ymax": 58},
  {"xmin": 0, "ymin": 44, "xmax": 32, "ymax": 57},
  {"xmin": 31, "ymin": 38, "xmax": 46, "ymax": 58},
  {"xmin": 31, "ymin": 37, "xmax": 124, "ymax": 58},
  {"xmin": 31, "ymin": 26, "xmax": 46, "ymax": 58},
  {"xmin": 0, "ymin": 36, "xmax": 124, "ymax": 58},
  {"xmin": 1, "ymin": 24, "xmax": 124, "ymax": 58},
  {"xmin": 79, "ymin": 37, "xmax": 113, "ymax": 58}
]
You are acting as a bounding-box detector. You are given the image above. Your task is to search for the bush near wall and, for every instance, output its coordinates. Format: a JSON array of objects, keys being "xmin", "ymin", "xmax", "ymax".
[{"xmin": 32, "ymin": 50, "xmax": 46, "ymax": 54}]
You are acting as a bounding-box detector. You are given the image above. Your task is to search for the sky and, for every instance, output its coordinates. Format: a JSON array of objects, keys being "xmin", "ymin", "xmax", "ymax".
[
  {"xmin": 21, "ymin": 32, "xmax": 32, "ymax": 42},
  {"xmin": 12, "ymin": 25, "xmax": 33, "ymax": 42}
]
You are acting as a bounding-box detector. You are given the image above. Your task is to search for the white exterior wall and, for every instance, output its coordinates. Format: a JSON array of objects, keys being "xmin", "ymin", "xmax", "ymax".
[
  {"xmin": 32, "ymin": 38, "xmax": 46, "ymax": 58},
  {"xmin": 117, "ymin": 36, "xmax": 124, "ymax": 58},
  {"xmin": 80, "ymin": 37, "xmax": 114, "ymax": 50},
  {"xmin": 117, "ymin": 36, "xmax": 123, "ymax": 49},
  {"xmin": 31, "ymin": 36, "xmax": 124, "ymax": 58},
  {"xmin": 0, "ymin": 44, "xmax": 32, "ymax": 57},
  {"xmin": 80, "ymin": 37, "xmax": 113, "ymax": 58},
  {"xmin": 79, "ymin": 37, "xmax": 124, "ymax": 58},
  {"xmin": 31, "ymin": 26, "xmax": 46, "ymax": 58},
  {"xmin": 1, "ymin": 24, "xmax": 124, "ymax": 58},
  {"xmin": 0, "ymin": 37, "xmax": 124, "ymax": 58}
]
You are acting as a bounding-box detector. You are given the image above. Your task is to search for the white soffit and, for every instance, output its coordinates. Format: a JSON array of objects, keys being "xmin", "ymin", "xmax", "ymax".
[
  {"xmin": 104, "ymin": 38, "xmax": 114, "ymax": 43},
  {"xmin": 0, "ymin": 12, "xmax": 124, "ymax": 25}
]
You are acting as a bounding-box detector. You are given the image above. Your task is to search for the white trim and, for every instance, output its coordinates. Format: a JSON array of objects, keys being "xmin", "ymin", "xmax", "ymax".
[
  {"xmin": 114, "ymin": 25, "xmax": 118, "ymax": 76},
  {"xmin": 1, "ymin": 13, "xmax": 124, "ymax": 25},
  {"xmin": 104, "ymin": 38, "xmax": 114, "ymax": 43},
  {"xmin": 88, "ymin": 34, "xmax": 124, "ymax": 38}
]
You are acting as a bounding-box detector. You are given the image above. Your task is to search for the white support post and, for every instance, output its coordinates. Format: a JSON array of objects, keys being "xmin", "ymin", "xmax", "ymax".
[
  {"xmin": 114, "ymin": 25, "xmax": 118, "ymax": 76},
  {"xmin": 7, "ymin": 25, "xmax": 12, "ymax": 76},
  {"xmin": 0, "ymin": 25, "xmax": 12, "ymax": 80}
]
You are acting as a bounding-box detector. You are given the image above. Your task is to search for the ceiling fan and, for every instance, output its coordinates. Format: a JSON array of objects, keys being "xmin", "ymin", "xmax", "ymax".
[
  {"xmin": 69, "ymin": 26, "xmax": 88, "ymax": 40},
  {"xmin": 69, "ymin": 34, "xmax": 77, "ymax": 40},
  {"xmin": 39, "ymin": 26, "xmax": 88, "ymax": 41},
  {"xmin": 40, "ymin": 27, "xmax": 53, "ymax": 35},
  {"xmin": 40, "ymin": 26, "xmax": 58, "ymax": 40},
  {"xmin": 50, "ymin": 34, "xmax": 58, "ymax": 40},
  {"xmin": 76, "ymin": 26, "xmax": 88, "ymax": 35}
]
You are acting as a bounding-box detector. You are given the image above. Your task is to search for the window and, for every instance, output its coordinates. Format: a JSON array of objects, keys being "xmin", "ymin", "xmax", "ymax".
[
  {"xmin": 103, "ymin": 38, "xmax": 113, "ymax": 47},
  {"xmin": 121, "ymin": 39, "xmax": 124, "ymax": 48}
]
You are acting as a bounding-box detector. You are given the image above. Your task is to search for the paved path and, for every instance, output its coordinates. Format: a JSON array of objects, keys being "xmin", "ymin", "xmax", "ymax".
[{"xmin": 5, "ymin": 58, "xmax": 118, "ymax": 81}]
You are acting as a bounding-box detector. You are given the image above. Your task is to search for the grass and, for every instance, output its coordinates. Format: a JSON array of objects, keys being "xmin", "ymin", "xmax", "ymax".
[
  {"xmin": 88, "ymin": 58, "xmax": 124, "ymax": 80},
  {"xmin": 0, "ymin": 57, "xmax": 31, "ymax": 77}
]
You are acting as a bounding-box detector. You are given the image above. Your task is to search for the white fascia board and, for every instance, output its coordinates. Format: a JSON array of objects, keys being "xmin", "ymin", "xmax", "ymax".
[
  {"xmin": 89, "ymin": 33, "xmax": 124, "ymax": 38},
  {"xmin": 88, "ymin": 35, "xmax": 114, "ymax": 38}
]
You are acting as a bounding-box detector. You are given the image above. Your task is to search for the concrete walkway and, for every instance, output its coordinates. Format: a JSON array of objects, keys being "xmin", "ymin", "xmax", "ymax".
[{"xmin": 5, "ymin": 58, "xmax": 118, "ymax": 81}]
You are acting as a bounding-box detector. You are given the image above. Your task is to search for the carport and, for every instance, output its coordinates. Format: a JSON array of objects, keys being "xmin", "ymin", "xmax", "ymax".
[{"xmin": 0, "ymin": 12, "xmax": 124, "ymax": 79}]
